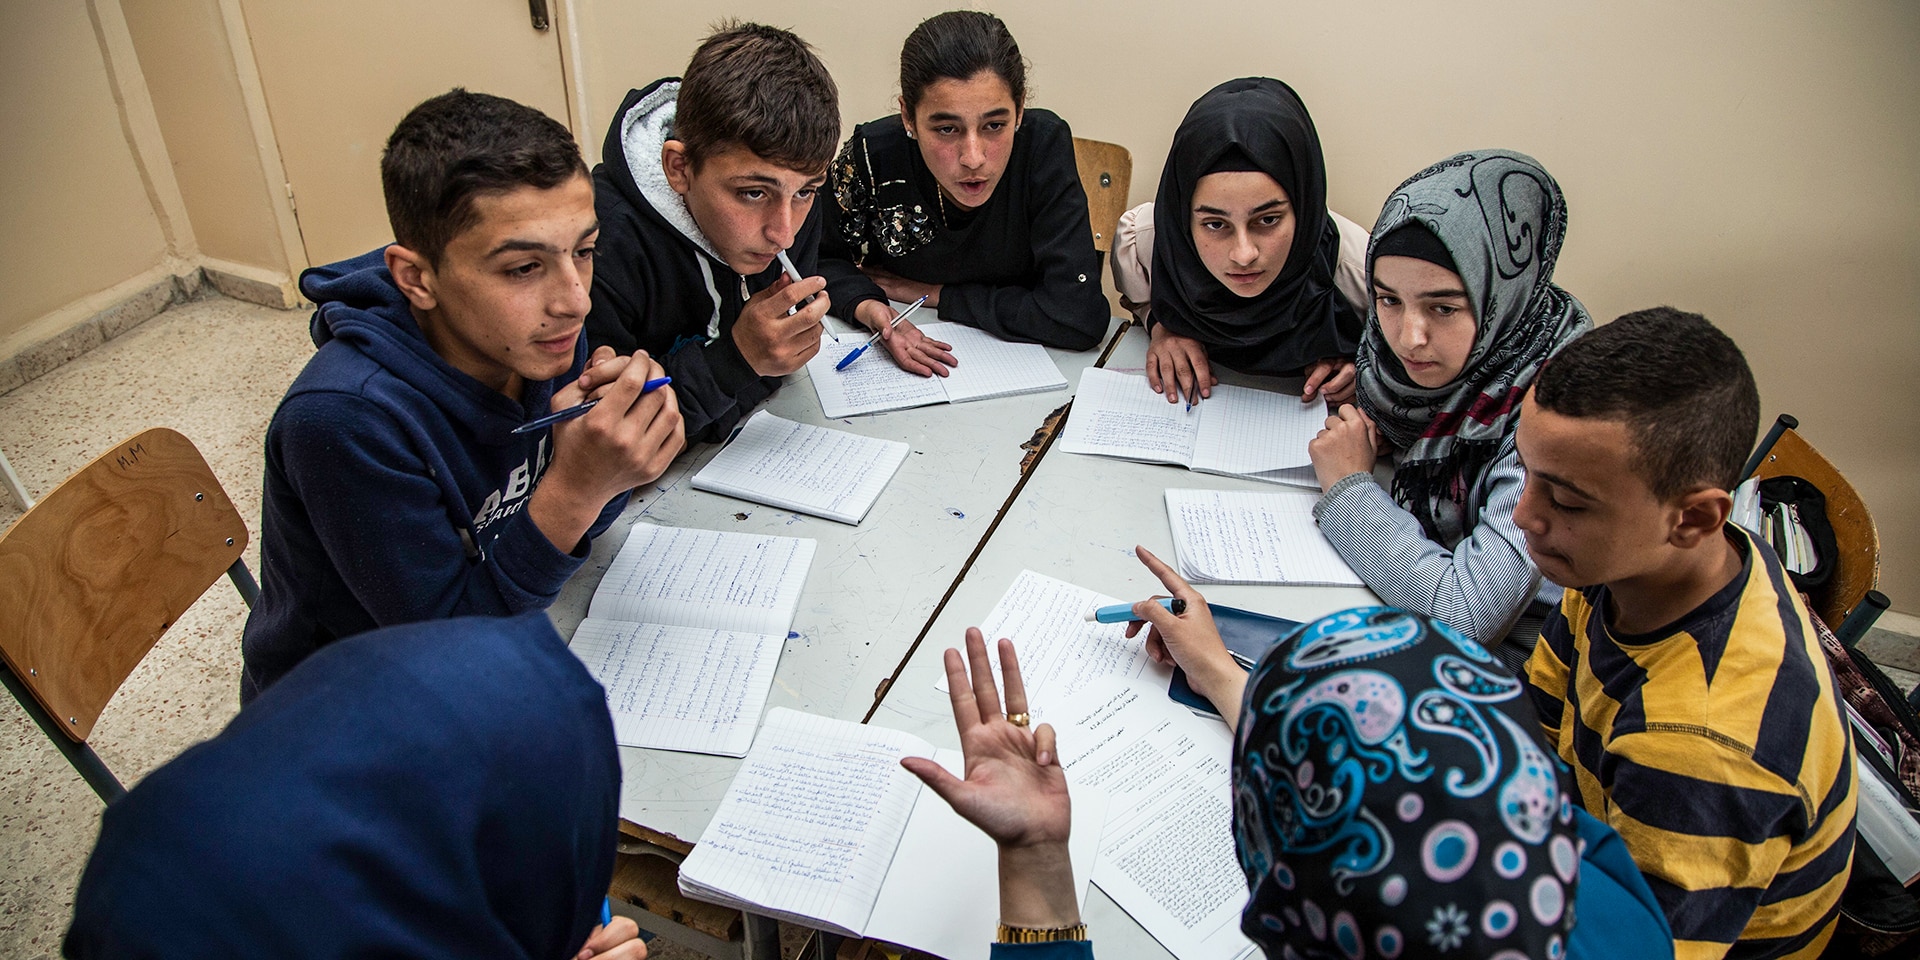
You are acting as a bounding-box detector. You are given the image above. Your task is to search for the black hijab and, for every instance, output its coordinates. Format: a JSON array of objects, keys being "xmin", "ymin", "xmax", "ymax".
[
  {"xmin": 1149, "ymin": 78, "xmax": 1361, "ymax": 375},
  {"xmin": 64, "ymin": 612, "xmax": 620, "ymax": 960}
]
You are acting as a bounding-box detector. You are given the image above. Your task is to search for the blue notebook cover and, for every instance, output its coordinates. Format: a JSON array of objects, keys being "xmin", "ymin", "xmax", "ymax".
[{"xmin": 1167, "ymin": 604, "xmax": 1302, "ymax": 717}]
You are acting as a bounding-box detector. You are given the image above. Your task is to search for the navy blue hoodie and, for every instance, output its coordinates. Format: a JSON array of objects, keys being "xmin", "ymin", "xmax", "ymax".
[
  {"xmin": 239, "ymin": 250, "xmax": 628, "ymax": 701},
  {"xmin": 66, "ymin": 612, "xmax": 620, "ymax": 960}
]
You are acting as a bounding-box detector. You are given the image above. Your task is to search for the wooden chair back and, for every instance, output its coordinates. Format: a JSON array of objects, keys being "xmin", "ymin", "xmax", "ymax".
[
  {"xmin": 0, "ymin": 429, "xmax": 247, "ymax": 741},
  {"xmin": 1750, "ymin": 427, "xmax": 1880, "ymax": 626},
  {"xmin": 1072, "ymin": 137, "xmax": 1133, "ymax": 256}
]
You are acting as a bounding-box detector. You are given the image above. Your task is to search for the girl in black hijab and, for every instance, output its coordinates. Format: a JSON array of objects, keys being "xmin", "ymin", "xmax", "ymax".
[{"xmin": 1113, "ymin": 78, "xmax": 1367, "ymax": 406}]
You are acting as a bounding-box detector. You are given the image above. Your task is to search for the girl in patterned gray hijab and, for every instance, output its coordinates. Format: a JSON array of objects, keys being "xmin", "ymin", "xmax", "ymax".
[{"xmin": 1351, "ymin": 151, "xmax": 1590, "ymax": 546}]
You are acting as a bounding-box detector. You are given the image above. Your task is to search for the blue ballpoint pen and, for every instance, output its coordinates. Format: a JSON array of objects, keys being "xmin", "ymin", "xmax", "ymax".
[
  {"xmin": 510, "ymin": 377, "xmax": 672, "ymax": 434},
  {"xmin": 1084, "ymin": 598, "xmax": 1187, "ymax": 623},
  {"xmin": 836, "ymin": 295, "xmax": 930, "ymax": 372},
  {"xmin": 601, "ymin": 897, "xmax": 613, "ymax": 927}
]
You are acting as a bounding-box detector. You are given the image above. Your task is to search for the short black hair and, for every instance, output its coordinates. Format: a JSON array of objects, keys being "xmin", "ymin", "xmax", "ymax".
[
  {"xmin": 900, "ymin": 11, "xmax": 1028, "ymax": 117},
  {"xmin": 381, "ymin": 89, "xmax": 586, "ymax": 266},
  {"xmin": 1534, "ymin": 307, "xmax": 1760, "ymax": 499},
  {"xmin": 675, "ymin": 21, "xmax": 840, "ymax": 173}
]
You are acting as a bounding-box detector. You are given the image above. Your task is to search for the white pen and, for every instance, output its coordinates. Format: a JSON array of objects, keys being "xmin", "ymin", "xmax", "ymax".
[{"xmin": 775, "ymin": 250, "xmax": 835, "ymax": 341}]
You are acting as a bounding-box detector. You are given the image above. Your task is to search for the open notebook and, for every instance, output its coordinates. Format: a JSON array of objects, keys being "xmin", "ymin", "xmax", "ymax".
[
  {"xmin": 678, "ymin": 708, "xmax": 1105, "ymax": 960},
  {"xmin": 1164, "ymin": 488, "xmax": 1363, "ymax": 586},
  {"xmin": 568, "ymin": 523, "xmax": 814, "ymax": 757},
  {"xmin": 691, "ymin": 410, "xmax": 910, "ymax": 524},
  {"xmin": 1059, "ymin": 367, "xmax": 1323, "ymax": 487},
  {"xmin": 805, "ymin": 321, "xmax": 1068, "ymax": 418}
]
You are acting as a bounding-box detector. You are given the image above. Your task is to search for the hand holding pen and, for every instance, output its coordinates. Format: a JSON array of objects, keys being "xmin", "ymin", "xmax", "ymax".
[
  {"xmin": 513, "ymin": 377, "xmax": 672, "ymax": 434},
  {"xmin": 1124, "ymin": 546, "xmax": 1251, "ymax": 731},
  {"xmin": 836, "ymin": 294, "xmax": 933, "ymax": 371},
  {"xmin": 777, "ymin": 250, "xmax": 835, "ymax": 342}
]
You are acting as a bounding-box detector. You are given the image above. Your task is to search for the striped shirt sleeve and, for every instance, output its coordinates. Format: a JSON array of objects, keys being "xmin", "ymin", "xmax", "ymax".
[{"xmin": 1312, "ymin": 444, "xmax": 1545, "ymax": 646}]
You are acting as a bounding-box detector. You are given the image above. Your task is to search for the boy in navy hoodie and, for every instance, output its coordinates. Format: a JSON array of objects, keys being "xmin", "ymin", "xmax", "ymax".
[
  {"xmin": 587, "ymin": 22, "xmax": 853, "ymax": 442},
  {"xmin": 240, "ymin": 91, "xmax": 686, "ymax": 701}
]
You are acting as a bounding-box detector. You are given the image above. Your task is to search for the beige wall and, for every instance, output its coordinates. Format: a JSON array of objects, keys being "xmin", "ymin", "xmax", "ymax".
[
  {"xmin": 569, "ymin": 0, "xmax": 1919, "ymax": 606},
  {"xmin": 0, "ymin": 2, "xmax": 171, "ymax": 336},
  {"xmin": 120, "ymin": 0, "xmax": 291, "ymax": 273}
]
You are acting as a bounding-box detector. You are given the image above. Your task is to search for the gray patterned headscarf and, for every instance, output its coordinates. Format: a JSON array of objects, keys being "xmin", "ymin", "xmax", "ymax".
[{"xmin": 1354, "ymin": 151, "xmax": 1591, "ymax": 546}]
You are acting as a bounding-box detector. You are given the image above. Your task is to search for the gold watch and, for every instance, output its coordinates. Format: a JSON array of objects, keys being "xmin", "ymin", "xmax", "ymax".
[{"xmin": 996, "ymin": 922, "xmax": 1089, "ymax": 943}]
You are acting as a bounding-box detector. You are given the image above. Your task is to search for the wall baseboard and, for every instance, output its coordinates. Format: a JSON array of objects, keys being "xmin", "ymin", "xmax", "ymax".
[{"xmin": 0, "ymin": 258, "xmax": 300, "ymax": 398}]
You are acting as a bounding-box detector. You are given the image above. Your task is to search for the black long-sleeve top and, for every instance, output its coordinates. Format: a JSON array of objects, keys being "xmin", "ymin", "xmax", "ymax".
[{"xmin": 819, "ymin": 109, "xmax": 1107, "ymax": 351}]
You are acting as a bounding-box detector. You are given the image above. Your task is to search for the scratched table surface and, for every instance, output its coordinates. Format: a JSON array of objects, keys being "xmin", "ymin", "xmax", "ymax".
[
  {"xmin": 865, "ymin": 325, "xmax": 1380, "ymax": 958},
  {"xmin": 546, "ymin": 314, "xmax": 1125, "ymax": 845}
]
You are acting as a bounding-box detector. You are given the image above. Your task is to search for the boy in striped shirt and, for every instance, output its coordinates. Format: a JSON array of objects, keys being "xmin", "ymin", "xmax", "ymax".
[{"xmin": 1514, "ymin": 308, "xmax": 1855, "ymax": 959}]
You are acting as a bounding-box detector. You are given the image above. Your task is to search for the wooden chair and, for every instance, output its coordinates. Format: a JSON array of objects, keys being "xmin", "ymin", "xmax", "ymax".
[
  {"xmin": 1742, "ymin": 414, "xmax": 1885, "ymax": 636},
  {"xmin": 1071, "ymin": 137, "xmax": 1132, "ymax": 263},
  {"xmin": 0, "ymin": 428, "xmax": 257, "ymax": 802}
]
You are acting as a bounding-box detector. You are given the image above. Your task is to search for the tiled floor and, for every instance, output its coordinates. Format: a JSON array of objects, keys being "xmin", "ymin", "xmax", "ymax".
[{"xmin": 3, "ymin": 292, "xmax": 1914, "ymax": 958}]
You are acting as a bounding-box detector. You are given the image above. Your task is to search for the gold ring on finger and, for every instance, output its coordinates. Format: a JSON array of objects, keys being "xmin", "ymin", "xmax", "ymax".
[{"xmin": 1006, "ymin": 712, "xmax": 1030, "ymax": 728}]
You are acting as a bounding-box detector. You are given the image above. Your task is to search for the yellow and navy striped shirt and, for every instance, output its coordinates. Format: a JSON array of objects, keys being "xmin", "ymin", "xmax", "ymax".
[{"xmin": 1525, "ymin": 528, "xmax": 1855, "ymax": 960}]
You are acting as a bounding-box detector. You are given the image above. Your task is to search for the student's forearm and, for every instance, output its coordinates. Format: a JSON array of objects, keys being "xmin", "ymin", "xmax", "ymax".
[{"xmin": 998, "ymin": 841, "xmax": 1082, "ymax": 930}]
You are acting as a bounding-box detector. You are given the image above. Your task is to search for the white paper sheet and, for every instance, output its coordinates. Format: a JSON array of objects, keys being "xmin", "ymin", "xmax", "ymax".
[
  {"xmin": 570, "ymin": 619, "xmax": 785, "ymax": 757},
  {"xmin": 678, "ymin": 709, "xmax": 935, "ymax": 935},
  {"xmin": 692, "ymin": 410, "xmax": 909, "ymax": 524},
  {"xmin": 938, "ymin": 569, "xmax": 1167, "ymax": 716},
  {"xmin": 1055, "ymin": 680, "xmax": 1257, "ymax": 960},
  {"xmin": 1164, "ymin": 488, "xmax": 1363, "ymax": 586},
  {"xmin": 588, "ymin": 523, "xmax": 816, "ymax": 634}
]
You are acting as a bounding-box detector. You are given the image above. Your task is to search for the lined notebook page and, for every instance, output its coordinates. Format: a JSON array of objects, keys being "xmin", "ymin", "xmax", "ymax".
[
  {"xmin": 1164, "ymin": 488, "xmax": 1364, "ymax": 586},
  {"xmin": 1057, "ymin": 368, "xmax": 1200, "ymax": 466},
  {"xmin": 588, "ymin": 523, "xmax": 815, "ymax": 636},
  {"xmin": 1188, "ymin": 383, "xmax": 1324, "ymax": 478},
  {"xmin": 692, "ymin": 411, "xmax": 910, "ymax": 524},
  {"xmin": 936, "ymin": 569, "xmax": 1160, "ymax": 713},
  {"xmin": 678, "ymin": 708, "xmax": 934, "ymax": 935},
  {"xmin": 570, "ymin": 619, "xmax": 784, "ymax": 757},
  {"xmin": 806, "ymin": 332, "xmax": 949, "ymax": 418},
  {"xmin": 922, "ymin": 322, "xmax": 1068, "ymax": 404}
]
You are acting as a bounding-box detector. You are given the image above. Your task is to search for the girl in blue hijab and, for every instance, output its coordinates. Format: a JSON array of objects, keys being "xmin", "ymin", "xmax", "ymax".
[{"xmin": 63, "ymin": 611, "xmax": 642, "ymax": 960}]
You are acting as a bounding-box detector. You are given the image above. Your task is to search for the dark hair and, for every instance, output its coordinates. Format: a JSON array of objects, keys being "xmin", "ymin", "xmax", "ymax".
[
  {"xmin": 675, "ymin": 21, "xmax": 840, "ymax": 173},
  {"xmin": 900, "ymin": 11, "xmax": 1027, "ymax": 117},
  {"xmin": 1534, "ymin": 307, "xmax": 1760, "ymax": 499},
  {"xmin": 381, "ymin": 89, "xmax": 587, "ymax": 265}
]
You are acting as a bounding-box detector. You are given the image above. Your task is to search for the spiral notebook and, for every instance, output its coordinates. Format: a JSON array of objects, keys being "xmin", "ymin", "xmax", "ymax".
[{"xmin": 691, "ymin": 410, "xmax": 910, "ymax": 524}]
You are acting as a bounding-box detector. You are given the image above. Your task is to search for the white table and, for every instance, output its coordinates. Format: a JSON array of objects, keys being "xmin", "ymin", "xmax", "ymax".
[
  {"xmin": 547, "ymin": 316, "xmax": 1125, "ymax": 846},
  {"xmin": 864, "ymin": 324, "xmax": 1380, "ymax": 958}
]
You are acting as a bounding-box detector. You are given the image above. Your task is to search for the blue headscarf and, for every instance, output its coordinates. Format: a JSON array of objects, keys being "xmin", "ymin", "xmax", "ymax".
[
  {"xmin": 1233, "ymin": 607, "xmax": 1579, "ymax": 959},
  {"xmin": 64, "ymin": 611, "xmax": 620, "ymax": 960}
]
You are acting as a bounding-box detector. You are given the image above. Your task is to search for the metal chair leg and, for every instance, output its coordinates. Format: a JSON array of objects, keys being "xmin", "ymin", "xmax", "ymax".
[
  {"xmin": 227, "ymin": 559, "xmax": 261, "ymax": 609},
  {"xmin": 1740, "ymin": 413, "xmax": 1798, "ymax": 483},
  {"xmin": 0, "ymin": 447, "xmax": 32, "ymax": 511},
  {"xmin": 1836, "ymin": 590, "xmax": 1892, "ymax": 649},
  {"xmin": 0, "ymin": 659, "xmax": 125, "ymax": 803}
]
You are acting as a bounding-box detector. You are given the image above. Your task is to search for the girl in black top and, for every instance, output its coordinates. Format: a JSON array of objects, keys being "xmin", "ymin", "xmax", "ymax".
[{"xmin": 820, "ymin": 11, "xmax": 1109, "ymax": 377}]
